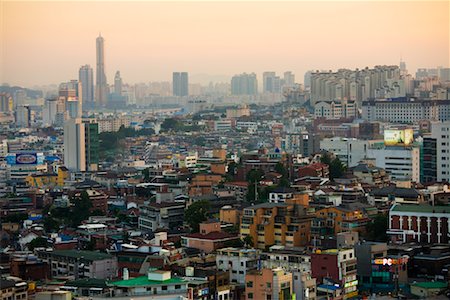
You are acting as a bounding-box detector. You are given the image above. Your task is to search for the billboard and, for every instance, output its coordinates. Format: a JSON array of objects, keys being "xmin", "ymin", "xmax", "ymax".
[
  {"xmin": 6, "ymin": 152, "xmax": 44, "ymax": 165},
  {"xmin": 384, "ymin": 129, "xmax": 413, "ymax": 146}
]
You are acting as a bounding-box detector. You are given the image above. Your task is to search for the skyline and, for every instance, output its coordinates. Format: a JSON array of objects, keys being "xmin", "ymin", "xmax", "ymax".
[{"xmin": 1, "ymin": 1, "xmax": 449, "ymax": 87}]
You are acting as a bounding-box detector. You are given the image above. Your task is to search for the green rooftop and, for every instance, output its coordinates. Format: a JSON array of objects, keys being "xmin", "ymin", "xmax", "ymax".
[
  {"xmin": 411, "ymin": 281, "xmax": 447, "ymax": 289},
  {"xmin": 49, "ymin": 250, "xmax": 113, "ymax": 261},
  {"xmin": 391, "ymin": 204, "xmax": 450, "ymax": 214},
  {"xmin": 110, "ymin": 276, "xmax": 186, "ymax": 287}
]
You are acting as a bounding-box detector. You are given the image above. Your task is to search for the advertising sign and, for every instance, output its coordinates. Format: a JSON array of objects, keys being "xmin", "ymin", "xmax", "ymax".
[
  {"xmin": 384, "ymin": 129, "xmax": 413, "ymax": 146},
  {"xmin": 6, "ymin": 152, "xmax": 44, "ymax": 165}
]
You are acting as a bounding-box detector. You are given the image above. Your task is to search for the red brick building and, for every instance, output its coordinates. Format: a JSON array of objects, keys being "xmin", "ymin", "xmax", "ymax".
[{"xmin": 388, "ymin": 204, "xmax": 450, "ymax": 244}]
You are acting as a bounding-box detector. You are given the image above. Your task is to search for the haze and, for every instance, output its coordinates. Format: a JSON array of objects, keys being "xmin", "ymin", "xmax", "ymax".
[{"xmin": 1, "ymin": 1, "xmax": 449, "ymax": 87}]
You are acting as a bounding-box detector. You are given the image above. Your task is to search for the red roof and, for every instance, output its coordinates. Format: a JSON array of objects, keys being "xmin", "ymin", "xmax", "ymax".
[{"xmin": 224, "ymin": 181, "xmax": 249, "ymax": 187}]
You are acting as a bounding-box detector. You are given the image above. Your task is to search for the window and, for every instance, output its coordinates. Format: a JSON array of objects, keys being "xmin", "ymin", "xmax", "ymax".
[
  {"xmin": 162, "ymin": 286, "xmax": 168, "ymax": 291},
  {"xmin": 247, "ymin": 281, "xmax": 253, "ymax": 288},
  {"xmin": 248, "ymin": 293, "xmax": 254, "ymax": 299},
  {"xmin": 267, "ymin": 282, "xmax": 271, "ymax": 288},
  {"xmin": 175, "ymin": 285, "xmax": 181, "ymax": 289}
]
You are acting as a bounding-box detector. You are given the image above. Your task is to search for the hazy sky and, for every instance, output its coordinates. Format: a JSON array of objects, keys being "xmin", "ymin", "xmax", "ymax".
[{"xmin": 1, "ymin": 1, "xmax": 449, "ymax": 87}]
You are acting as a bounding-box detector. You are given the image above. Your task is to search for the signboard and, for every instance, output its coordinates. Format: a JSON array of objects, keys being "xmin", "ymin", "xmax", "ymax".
[
  {"xmin": 384, "ymin": 129, "xmax": 413, "ymax": 146},
  {"xmin": 6, "ymin": 152, "xmax": 44, "ymax": 165},
  {"xmin": 344, "ymin": 280, "xmax": 358, "ymax": 288},
  {"xmin": 373, "ymin": 257, "xmax": 408, "ymax": 266}
]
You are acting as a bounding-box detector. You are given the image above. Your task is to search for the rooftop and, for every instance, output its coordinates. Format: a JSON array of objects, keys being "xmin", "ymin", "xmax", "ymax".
[
  {"xmin": 42, "ymin": 250, "xmax": 113, "ymax": 261},
  {"xmin": 411, "ymin": 281, "xmax": 447, "ymax": 289},
  {"xmin": 110, "ymin": 276, "xmax": 185, "ymax": 287},
  {"xmin": 391, "ymin": 204, "xmax": 450, "ymax": 214}
]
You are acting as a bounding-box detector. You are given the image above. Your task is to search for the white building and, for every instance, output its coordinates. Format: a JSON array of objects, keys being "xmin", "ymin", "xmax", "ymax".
[
  {"xmin": 216, "ymin": 247, "xmax": 260, "ymax": 284},
  {"xmin": 63, "ymin": 118, "xmax": 86, "ymax": 172},
  {"xmin": 320, "ymin": 137, "xmax": 374, "ymax": 167},
  {"xmin": 429, "ymin": 121, "xmax": 450, "ymax": 182},
  {"xmin": 362, "ymin": 98, "xmax": 450, "ymax": 123},
  {"xmin": 214, "ymin": 120, "xmax": 232, "ymax": 131},
  {"xmin": 43, "ymin": 98, "xmax": 58, "ymax": 126},
  {"xmin": 367, "ymin": 145, "xmax": 420, "ymax": 183},
  {"xmin": 314, "ymin": 100, "xmax": 357, "ymax": 119}
]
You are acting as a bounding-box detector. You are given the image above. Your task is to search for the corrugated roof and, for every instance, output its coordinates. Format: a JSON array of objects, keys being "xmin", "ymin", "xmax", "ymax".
[
  {"xmin": 391, "ymin": 204, "xmax": 450, "ymax": 214},
  {"xmin": 110, "ymin": 276, "xmax": 185, "ymax": 287}
]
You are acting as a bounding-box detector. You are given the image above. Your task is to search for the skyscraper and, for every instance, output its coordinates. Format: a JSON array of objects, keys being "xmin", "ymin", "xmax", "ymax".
[
  {"xmin": 96, "ymin": 34, "xmax": 108, "ymax": 106},
  {"xmin": 173, "ymin": 72, "xmax": 189, "ymax": 97},
  {"xmin": 64, "ymin": 118, "xmax": 86, "ymax": 172},
  {"xmin": 114, "ymin": 71, "xmax": 122, "ymax": 95},
  {"xmin": 263, "ymin": 72, "xmax": 281, "ymax": 93},
  {"xmin": 79, "ymin": 65, "xmax": 94, "ymax": 109}
]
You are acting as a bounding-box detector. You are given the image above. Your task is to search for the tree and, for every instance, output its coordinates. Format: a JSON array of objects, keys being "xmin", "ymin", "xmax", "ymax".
[
  {"xmin": 43, "ymin": 217, "xmax": 59, "ymax": 233},
  {"xmin": 142, "ymin": 168, "xmax": 150, "ymax": 182},
  {"xmin": 329, "ymin": 157, "xmax": 346, "ymax": 180},
  {"xmin": 246, "ymin": 169, "xmax": 264, "ymax": 202},
  {"xmin": 366, "ymin": 214, "xmax": 388, "ymax": 242},
  {"xmin": 28, "ymin": 237, "xmax": 48, "ymax": 251},
  {"xmin": 185, "ymin": 200, "xmax": 210, "ymax": 233},
  {"xmin": 243, "ymin": 235, "xmax": 254, "ymax": 248},
  {"xmin": 226, "ymin": 162, "xmax": 237, "ymax": 181},
  {"xmin": 72, "ymin": 191, "xmax": 92, "ymax": 227}
]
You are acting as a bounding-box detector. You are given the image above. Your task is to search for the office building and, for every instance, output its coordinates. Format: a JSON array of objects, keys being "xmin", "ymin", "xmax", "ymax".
[
  {"xmin": 173, "ymin": 72, "xmax": 189, "ymax": 96},
  {"xmin": 367, "ymin": 130, "xmax": 420, "ymax": 182},
  {"xmin": 231, "ymin": 73, "xmax": 258, "ymax": 95},
  {"xmin": 96, "ymin": 34, "xmax": 108, "ymax": 106},
  {"xmin": 362, "ymin": 98, "xmax": 450, "ymax": 123},
  {"xmin": 63, "ymin": 118, "xmax": 99, "ymax": 172},
  {"xmin": 423, "ymin": 121, "xmax": 450, "ymax": 183},
  {"xmin": 64, "ymin": 118, "xmax": 86, "ymax": 172},
  {"xmin": 79, "ymin": 64, "xmax": 94, "ymax": 109}
]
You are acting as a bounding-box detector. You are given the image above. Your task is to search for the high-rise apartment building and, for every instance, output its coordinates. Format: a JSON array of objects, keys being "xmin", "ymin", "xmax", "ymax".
[
  {"xmin": 43, "ymin": 98, "xmax": 58, "ymax": 126},
  {"xmin": 96, "ymin": 34, "xmax": 108, "ymax": 106},
  {"xmin": 79, "ymin": 65, "xmax": 94, "ymax": 109},
  {"xmin": 172, "ymin": 72, "xmax": 189, "ymax": 97},
  {"xmin": 0, "ymin": 93, "xmax": 13, "ymax": 112},
  {"xmin": 283, "ymin": 71, "xmax": 295, "ymax": 87},
  {"xmin": 310, "ymin": 66, "xmax": 403, "ymax": 105},
  {"xmin": 263, "ymin": 72, "xmax": 282, "ymax": 93},
  {"xmin": 231, "ymin": 73, "xmax": 258, "ymax": 95}
]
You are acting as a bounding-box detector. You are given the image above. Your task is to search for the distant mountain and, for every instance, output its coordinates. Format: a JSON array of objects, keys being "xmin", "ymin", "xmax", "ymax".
[{"xmin": 0, "ymin": 85, "xmax": 43, "ymax": 99}]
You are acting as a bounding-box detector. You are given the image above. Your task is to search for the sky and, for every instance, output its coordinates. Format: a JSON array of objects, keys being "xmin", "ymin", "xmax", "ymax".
[{"xmin": 1, "ymin": 1, "xmax": 449, "ymax": 87}]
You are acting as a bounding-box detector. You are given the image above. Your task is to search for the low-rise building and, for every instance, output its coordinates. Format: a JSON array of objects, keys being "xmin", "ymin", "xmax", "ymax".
[
  {"xmin": 388, "ymin": 204, "xmax": 450, "ymax": 244},
  {"xmin": 216, "ymin": 247, "xmax": 260, "ymax": 284},
  {"xmin": 245, "ymin": 268, "xmax": 293, "ymax": 300},
  {"xmin": 139, "ymin": 202, "xmax": 185, "ymax": 232},
  {"xmin": 37, "ymin": 250, "xmax": 118, "ymax": 279}
]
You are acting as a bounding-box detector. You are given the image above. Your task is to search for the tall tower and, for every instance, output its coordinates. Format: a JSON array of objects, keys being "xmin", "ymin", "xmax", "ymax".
[
  {"xmin": 173, "ymin": 72, "xmax": 189, "ymax": 97},
  {"xmin": 96, "ymin": 34, "xmax": 107, "ymax": 106},
  {"xmin": 114, "ymin": 71, "xmax": 122, "ymax": 95},
  {"xmin": 79, "ymin": 65, "xmax": 94, "ymax": 109}
]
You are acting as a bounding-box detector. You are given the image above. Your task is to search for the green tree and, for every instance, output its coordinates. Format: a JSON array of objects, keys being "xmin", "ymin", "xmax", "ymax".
[
  {"xmin": 71, "ymin": 191, "xmax": 92, "ymax": 227},
  {"xmin": 43, "ymin": 217, "xmax": 59, "ymax": 233},
  {"xmin": 3, "ymin": 213, "xmax": 28, "ymax": 223},
  {"xmin": 366, "ymin": 214, "xmax": 388, "ymax": 242},
  {"xmin": 185, "ymin": 200, "xmax": 210, "ymax": 233},
  {"xmin": 246, "ymin": 169, "xmax": 265, "ymax": 202},
  {"xmin": 320, "ymin": 153, "xmax": 332, "ymax": 165},
  {"xmin": 329, "ymin": 157, "xmax": 346, "ymax": 180},
  {"xmin": 28, "ymin": 237, "xmax": 48, "ymax": 251},
  {"xmin": 243, "ymin": 235, "xmax": 254, "ymax": 248}
]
